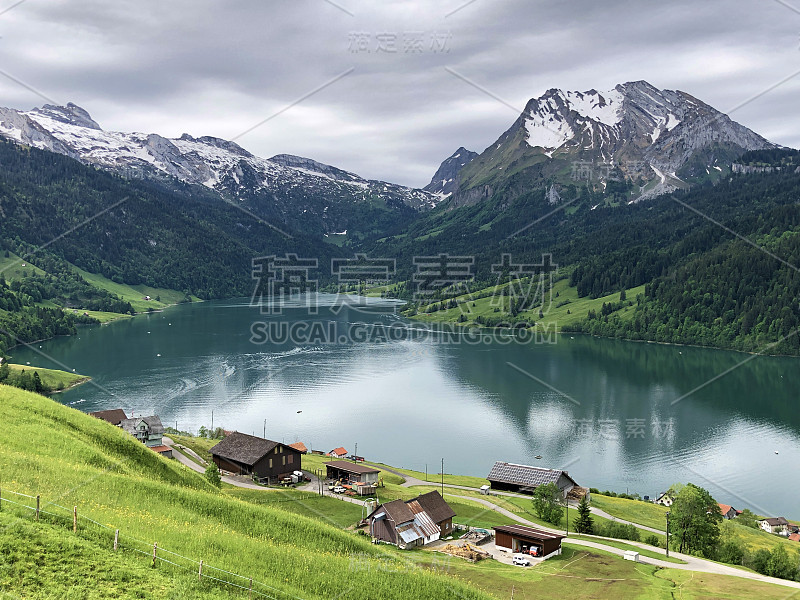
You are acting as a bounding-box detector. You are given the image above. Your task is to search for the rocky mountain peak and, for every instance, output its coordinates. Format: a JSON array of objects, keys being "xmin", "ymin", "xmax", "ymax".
[
  {"xmin": 29, "ymin": 103, "xmax": 102, "ymax": 130},
  {"xmin": 424, "ymin": 146, "xmax": 479, "ymax": 197}
]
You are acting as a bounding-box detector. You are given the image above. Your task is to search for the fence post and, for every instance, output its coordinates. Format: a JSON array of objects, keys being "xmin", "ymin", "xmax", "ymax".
[
  {"xmin": 198, "ymin": 560, "xmax": 203, "ymax": 581},
  {"xmin": 73, "ymin": 506, "xmax": 77, "ymax": 533},
  {"xmin": 114, "ymin": 529, "xmax": 119, "ymax": 551},
  {"xmin": 35, "ymin": 495, "xmax": 40, "ymax": 521},
  {"xmin": 152, "ymin": 542, "xmax": 157, "ymax": 568},
  {"xmin": 249, "ymin": 577, "xmax": 253, "ymax": 599}
]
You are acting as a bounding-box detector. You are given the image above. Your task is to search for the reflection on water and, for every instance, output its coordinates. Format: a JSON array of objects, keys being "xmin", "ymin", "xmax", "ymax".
[{"xmin": 9, "ymin": 296, "xmax": 800, "ymax": 517}]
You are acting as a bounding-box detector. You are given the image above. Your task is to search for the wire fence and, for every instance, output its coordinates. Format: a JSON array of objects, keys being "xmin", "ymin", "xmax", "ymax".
[{"xmin": 0, "ymin": 487, "xmax": 305, "ymax": 599}]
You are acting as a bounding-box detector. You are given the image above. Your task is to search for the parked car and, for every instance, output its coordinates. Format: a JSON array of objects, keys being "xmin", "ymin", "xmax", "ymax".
[
  {"xmin": 333, "ymin": 485, "xmax": 346, "ymax": 494},
  {"xmin": 512, "ymin": 554, "xmax": 531, "ymax": 567}
]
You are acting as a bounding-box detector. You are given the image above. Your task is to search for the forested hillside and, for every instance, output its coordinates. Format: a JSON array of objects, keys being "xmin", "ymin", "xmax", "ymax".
[{"xmin": 365, "ymin": 152, "xmax": 800, "ymax": 354}]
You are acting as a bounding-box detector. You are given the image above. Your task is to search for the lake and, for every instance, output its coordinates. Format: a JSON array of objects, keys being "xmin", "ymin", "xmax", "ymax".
[{"xmin": 10, "ymin": 294, "xmax": 800, "ymax": 518}]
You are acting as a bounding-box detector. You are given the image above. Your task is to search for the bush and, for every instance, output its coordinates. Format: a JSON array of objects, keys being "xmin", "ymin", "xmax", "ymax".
[
  {"xmin": 204, "ymin": 463, "xmax": 222, "ymax": 488},
  {"xmin": 595, "ymin": 521, "xmax": 640, "ymax": 542},
  {"xmin": 644, "ymin": 534, "xmax": 661, "ymax": 547}
]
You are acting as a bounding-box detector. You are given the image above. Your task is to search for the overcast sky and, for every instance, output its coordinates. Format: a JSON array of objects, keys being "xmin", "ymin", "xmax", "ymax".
[{"xmin": 1, "ymin": 0, "xmax": 799, "ymax": 187}]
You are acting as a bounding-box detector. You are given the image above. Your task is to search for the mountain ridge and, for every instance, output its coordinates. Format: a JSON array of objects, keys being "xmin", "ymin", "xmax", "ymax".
[
  {"xmin": 449, "ymin": 80, "xmax": 779, "ymax": 207},
  {"xmin": 0, "ymin": 103, "xmax": 440, "ymax": 238}
]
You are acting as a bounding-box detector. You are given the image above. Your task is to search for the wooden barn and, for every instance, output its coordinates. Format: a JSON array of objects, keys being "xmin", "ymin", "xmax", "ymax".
[
  {"xmin": 487, "ymin": 461, "xmax": 578, "ymax": 498},
  {"xmin": 210, "ymin": 432, "xmax": 301, "ymax": 484},
  {"xmin": 493, "ymin": 525, "xmax": 565, "ymax": 560},
  {"xmin": 368, "ymin": 491, "xmax": 455, "ymax": 549}
]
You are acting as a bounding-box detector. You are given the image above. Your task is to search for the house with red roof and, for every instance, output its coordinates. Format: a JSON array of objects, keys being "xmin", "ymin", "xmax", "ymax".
[
  {"xmin": 328, "ymin": 447, "xmax": 347, "ymax": 458},
  {"xmin": 718, "ymin": 503, "xmax": 738, "ymax": 520},
  {"xmin": 289, "ymin": 441, "xmax": 308, "ymax": 454}
]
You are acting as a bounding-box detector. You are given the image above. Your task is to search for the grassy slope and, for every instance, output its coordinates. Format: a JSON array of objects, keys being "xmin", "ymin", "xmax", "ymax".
[
  {"xmin": 0, "ymin": 251, "xmax": 197, "ymax": 317},
  {"xmin": 592, "ymin": 493, "xmax": 800, "ymax": 556},
  {"xmin": 6, "ymin": 363, "xmax": 89, "ymax": 391},
  {"xmin": 592, "ymin": 494, "xmax": 669, "ymax": 531},
  {"xmin": 0, "ymin": 387, "xmax": 793, "ymax": 600},
  {"xmin": 0, "ymin": 385, "xmax": 489, "ymax": 600},
  {"xmin": 72, "ymin": 266, "xmax": 200, "ymax": 313},
  {"xmin": 0, "ymin": 253, "xmax": 48, "ymax": 279},
  {"xmin": 409, "ymin": 277, "xmax": 645, "ymax": 332},
  {"xmin": 0, "ymin": 513, "xmax": 231, "ymax": 599}
]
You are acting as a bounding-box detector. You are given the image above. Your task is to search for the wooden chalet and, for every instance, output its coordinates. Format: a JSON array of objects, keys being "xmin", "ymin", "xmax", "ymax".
[
  {"xmin": 210, "ymin": 432, "xmax": 301, "ymax": 484},
  {"xmin": 368, "ymin": 491, "xmax": 455, "ymax": 549}
]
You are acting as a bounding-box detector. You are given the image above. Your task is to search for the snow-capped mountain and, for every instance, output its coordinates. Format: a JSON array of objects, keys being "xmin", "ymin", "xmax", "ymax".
[
  {"xmin": 453, "ymin": 80, "xmax": 779, "ymax": 205},
  {"xmin": 0, "ymin": 103, "xmax": 439, "ymax": 235},
  {"xmin": 423, "ymin": 147, "xmax": 478, "ymax": 197}
]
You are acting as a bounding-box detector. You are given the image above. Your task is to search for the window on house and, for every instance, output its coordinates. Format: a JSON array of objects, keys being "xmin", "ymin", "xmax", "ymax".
[
  {"xmin": 282, "ymin": 456, "xmax": 286, "ymax": 466},
  {"xmin": 269, "ymin": 459, "xmax": 273, "ymax": 469},
  {"xmin": 288, "ymin": 455, "xmax": 293, "ymax": 464}
]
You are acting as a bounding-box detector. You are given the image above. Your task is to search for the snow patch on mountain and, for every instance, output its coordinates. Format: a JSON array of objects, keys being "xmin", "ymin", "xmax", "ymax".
[{"xmin": 0, "ymin": 103, "xmax": 441, "ymax": 216}]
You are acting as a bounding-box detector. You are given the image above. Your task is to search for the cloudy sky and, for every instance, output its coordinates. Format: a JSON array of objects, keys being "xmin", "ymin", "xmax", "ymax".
[{"xmin": 1, "ymin": 0, "xmax": 799, "ymax": 187}]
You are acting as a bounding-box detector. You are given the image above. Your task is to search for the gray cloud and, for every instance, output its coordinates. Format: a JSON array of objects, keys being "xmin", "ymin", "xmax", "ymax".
[{"xmin": 0, "ymin": 0, "xmax": 797, "ymax": 187}]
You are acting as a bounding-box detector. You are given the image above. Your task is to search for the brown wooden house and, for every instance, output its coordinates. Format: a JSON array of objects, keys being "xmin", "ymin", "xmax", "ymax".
[
  {"xmin": 368, "ymin": 491, "xmax": 455, "ymax": 549},
  {"xmin": 210, "ymin": 432, "xmax": 301, "ymax": 484}
]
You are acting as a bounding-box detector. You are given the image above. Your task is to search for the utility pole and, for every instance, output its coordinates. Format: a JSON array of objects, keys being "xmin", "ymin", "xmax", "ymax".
[
  {"xmin": 425, "ymin": 464, "xmax": 428, "ymax": 482},
  {"xmin": 665, "ymin": 511, "xmax": 670, "ymax": 558},
  {"xmin": 354, "ymin": 442, "xmax": 357, "ymax": 462},
  {"xmin": 263, "ymin": 419, "xmax": 266, "ymax": 438},
  {"xmin": 565, "ymin": 499, "xmax": 569, "ymax": 537},
  {"xmin": 441, "ymin": 458, "xmax": 444, "ymax": 497},
  {"xmin": 211, "ymin": 410, "xmax": 214, "ymax": 432}
]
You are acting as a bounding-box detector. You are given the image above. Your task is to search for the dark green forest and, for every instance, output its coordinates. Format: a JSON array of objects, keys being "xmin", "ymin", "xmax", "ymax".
[{"xmin": 2, "ymin": 138, "xmax": 800, "ymax": 359}]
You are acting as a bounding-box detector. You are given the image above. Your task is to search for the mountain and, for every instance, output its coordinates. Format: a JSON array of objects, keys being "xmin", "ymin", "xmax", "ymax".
[
  {"xmin": 423, "ymin": 147, "xmax": 478, "ymax": 197},
  {"xmin": 0, "ymin": 103, "xmax": 439, "ymax": 239},
  {"xmin": 451, "ymin": 80, "xmax": 778, "ymax": 206}
]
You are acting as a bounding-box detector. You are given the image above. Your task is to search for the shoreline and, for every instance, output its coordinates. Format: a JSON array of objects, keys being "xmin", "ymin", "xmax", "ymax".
[{"xmin": 405, "ymin": 314, "xmax": 800, "ymax": 359}]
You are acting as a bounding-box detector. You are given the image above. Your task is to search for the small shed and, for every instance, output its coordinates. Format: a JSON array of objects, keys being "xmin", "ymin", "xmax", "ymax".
[
  {"xmin": 623, "ymin": 550, "xmax": 640, "ymax": 562},
  {"xmin": 326, "ymin": 461, "xmax": 380, "ymax": 485},
  {"xmin": 150, "ymin": 444, "xmax": 173, "ymax": 459},
  {"xmin": 493, "ymin": 525, "xmax": 565, "ymax": 560}
]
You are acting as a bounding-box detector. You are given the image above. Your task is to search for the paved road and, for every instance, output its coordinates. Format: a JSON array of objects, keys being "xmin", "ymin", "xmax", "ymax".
[
  {"xmin": 172, "ymin": 454, "xmax": 799, "ymax": 589},
  {"xmin": 166, "ymin": 438, "xmax": 370, "ymax": 505},
  {"xmin": 367, "ymin": 463, "xmax": 665, "ymax": 534},
  {"xmin": 447, "ymin": 494, "xmax": 800, "ymax": 590},
  {"xmin": 164, "ymin": 437, "xmax": 265, "ymax": 490}
]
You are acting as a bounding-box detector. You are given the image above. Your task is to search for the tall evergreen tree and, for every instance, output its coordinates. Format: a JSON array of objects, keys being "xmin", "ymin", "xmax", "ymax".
[{"xmin": 573, "ymin": 496, "xmax": 594, "ymax": 534}]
